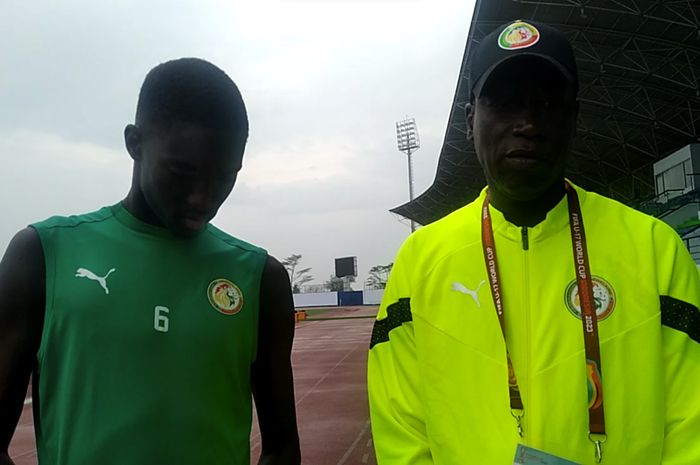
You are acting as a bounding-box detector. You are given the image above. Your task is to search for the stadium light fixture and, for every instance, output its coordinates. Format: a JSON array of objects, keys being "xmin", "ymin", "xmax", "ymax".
[{"xmin": 396, "ymin": 117, "xmax": 420, "ymax": 232}]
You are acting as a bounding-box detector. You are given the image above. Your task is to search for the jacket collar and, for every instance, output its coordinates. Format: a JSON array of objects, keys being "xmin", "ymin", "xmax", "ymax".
[{"xmin": 474, "ymin": 180, "xmax": 588, "ymax": 246}]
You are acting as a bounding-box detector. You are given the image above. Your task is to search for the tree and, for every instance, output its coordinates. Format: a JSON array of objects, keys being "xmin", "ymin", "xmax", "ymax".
[
  {"xmin": 281, "ymin": 254, "xmax": 314, "ymax": 293},
  {"xmin": 364, "ymin": 263, "xmax": 393, "ymax": 290},
  {"xmin": 325, "ymin": 275, "xmax": 347, "ymax": 292}
]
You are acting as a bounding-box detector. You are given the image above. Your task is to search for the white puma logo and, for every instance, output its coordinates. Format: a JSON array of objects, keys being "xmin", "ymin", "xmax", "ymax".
[
  {"xmin": 451, "ymin": 280, "xmax": 486, "ymax": 308},
  {"xmin": 75, "ymin": 267, "xmax": 116, "ymax": 295}
]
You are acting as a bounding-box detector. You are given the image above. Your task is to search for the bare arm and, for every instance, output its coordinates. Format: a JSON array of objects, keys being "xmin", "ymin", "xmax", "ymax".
[
  {"xmin": 252, "ymin": 255, "xmax": 301, "ymax": 465},
  {"xmin": 0, "ymin": 228, "xmax": 45, "ymax": 464}
]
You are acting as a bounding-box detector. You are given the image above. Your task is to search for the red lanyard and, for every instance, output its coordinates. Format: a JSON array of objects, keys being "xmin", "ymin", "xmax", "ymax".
[{"xmin": 481, "ymin": 182, "xmax": 607, "ymax": 463}]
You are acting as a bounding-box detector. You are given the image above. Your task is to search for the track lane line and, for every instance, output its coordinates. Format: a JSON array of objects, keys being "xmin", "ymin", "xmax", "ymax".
[
  {"xmin": 250, "ymin": 321, "xmax": 367, "ymax": 451},
  {"xmin": 336, "ymin": 420, "xmax": 370, "ymax": 465}
]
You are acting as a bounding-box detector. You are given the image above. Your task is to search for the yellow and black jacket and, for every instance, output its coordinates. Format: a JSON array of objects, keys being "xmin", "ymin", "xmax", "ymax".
[{"xmin": 368, "ymin": 184, "xmax": 700, "ymax": 464}]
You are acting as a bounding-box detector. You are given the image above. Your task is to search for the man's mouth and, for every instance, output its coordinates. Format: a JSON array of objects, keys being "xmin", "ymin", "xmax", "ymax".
[
  {"xmin": 504, "ymin": 147, "xmax": 549, "ymax": 164},
  {"xmin": 505, "ymin": 148, "xmax": 542, "ymax": 160},
  {"xmin": 178, "ymin": 214, "xmax": 208, "ymax": 232},
  {"xmin": 502, "ymin": 149, "xmax": 548, "ymax": 169}
]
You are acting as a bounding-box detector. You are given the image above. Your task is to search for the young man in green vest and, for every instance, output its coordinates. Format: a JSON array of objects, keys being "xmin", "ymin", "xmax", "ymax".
[
  {"xmin": 0, "ymin": 58, "xmax": 300, "ymax": 465},
  {"xmin": 368, "ymin": 20, "xmax": 700, "ymax": 464}
]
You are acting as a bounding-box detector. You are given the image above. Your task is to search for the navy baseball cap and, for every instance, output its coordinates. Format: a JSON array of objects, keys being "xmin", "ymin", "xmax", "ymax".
[{"xmin": 469, "ymin": 20, "xmax": 578, "ymax": 100}]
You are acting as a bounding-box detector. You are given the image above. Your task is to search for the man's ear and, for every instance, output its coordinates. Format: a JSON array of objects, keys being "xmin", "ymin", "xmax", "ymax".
[
  {"xmin": 465, "ymin": 102, "xmax": 475, "ymax": 142},
  {"xmin": 124, "ymin": 124, "xmax": 142, "ymax": 161}
]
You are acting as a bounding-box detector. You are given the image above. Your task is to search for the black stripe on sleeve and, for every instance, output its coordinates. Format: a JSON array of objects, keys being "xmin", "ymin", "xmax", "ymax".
[
  {"xmin": 661, "ymin": 295, "xmax": 700, "ymax": 344},
  {"xmin": 369, "ymin": 298, "xmax": 413, "ymax": 350}
]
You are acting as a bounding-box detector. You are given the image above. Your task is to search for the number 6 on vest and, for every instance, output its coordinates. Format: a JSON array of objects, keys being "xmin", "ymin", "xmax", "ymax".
[{"xmin": 154, "ymin": 306, "xmax": 170, "ymax": 333}]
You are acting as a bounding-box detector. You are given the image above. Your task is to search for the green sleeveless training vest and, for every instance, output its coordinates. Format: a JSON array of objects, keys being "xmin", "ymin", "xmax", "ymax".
[{"xmin": 31, "ymin": 203, "xmax": 267, "ymax": 465}]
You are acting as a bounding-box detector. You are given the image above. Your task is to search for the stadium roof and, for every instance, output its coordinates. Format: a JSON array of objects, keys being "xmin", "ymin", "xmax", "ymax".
[{"xmin": 392, "ymin": 0, "xmax": 700, "ymax": 225}]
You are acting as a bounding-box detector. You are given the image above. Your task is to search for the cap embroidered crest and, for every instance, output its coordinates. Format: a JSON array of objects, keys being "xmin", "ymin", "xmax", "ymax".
[
  {"xmin": 208, "ymin": 278, "xmax": 244, "ymax": 315},
  {"xmin": 498, "ymin": 20, "xmax": 540, "ymax": 50}
]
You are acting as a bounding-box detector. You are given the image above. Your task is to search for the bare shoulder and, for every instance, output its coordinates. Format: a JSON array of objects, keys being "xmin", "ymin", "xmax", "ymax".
[
  {"xmin": 0, "ymin": 227, "xmax": 45, "ymax": 296},
  {"xmin": 260, "ymin": 255, "xmax": 293, "ymax": 300},
  {"xmin": 0, "ymin": 226, "xmax": 45, "ymax": 328},
  {"xmin": 2, "ymin": 227, "xmax": 42, "ymax": 259},
  {"xmin": 262, "ymin": 255, "xmax": 290, "ymax": 283}
]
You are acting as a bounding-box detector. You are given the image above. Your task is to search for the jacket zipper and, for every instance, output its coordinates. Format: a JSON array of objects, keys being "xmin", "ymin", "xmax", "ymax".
[{"xmin": 522, "ymin": 226, "xmax": 530, "ymax": 438}]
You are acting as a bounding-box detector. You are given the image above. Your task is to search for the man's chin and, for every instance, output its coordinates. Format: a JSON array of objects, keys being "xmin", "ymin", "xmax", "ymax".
[
  {"xmin": 165, "ymin": 215, "xmax": 210, "ymax": 237},
  {"xmin": 498, "ymin": 175, "xmax": 563, "ymax": 202},
  {"xmin": 168, "ymin": 221, "xmax": 207, "ymax": 238}
]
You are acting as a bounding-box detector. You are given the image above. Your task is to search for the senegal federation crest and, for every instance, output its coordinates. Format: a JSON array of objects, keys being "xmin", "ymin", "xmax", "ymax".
[
  {"xmin": 498, "ymin": 20, "xmax": 540, "ymax": 50},
  {"xmin": 208, "ymin": 279, "xmax": 244, "ymax": 315},
  {"xmin": 565, "ymin": 276, "xmax": 616, "ymax": 320}
]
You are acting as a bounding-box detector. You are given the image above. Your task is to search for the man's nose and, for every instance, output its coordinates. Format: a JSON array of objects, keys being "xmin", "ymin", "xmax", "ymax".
[
  {"xmin": 512, "ymin": 103, "xmax": 543, "ymax": 138},
  {"xmin": 185, "ymin": 182, "xmax": 212, "ymax": 214}
]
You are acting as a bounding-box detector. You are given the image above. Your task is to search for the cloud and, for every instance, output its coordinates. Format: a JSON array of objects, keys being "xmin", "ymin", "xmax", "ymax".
[
  {"xmin": 0, "ymin": 0, "xmax": 477, "ymax": 289},
  {"xmin": 241, "ymin": 139, "xmax": 356, "ymax": 187},
  {"xmin": 0, "ymin": 130, "xmax": 131, "ymax": 251}
]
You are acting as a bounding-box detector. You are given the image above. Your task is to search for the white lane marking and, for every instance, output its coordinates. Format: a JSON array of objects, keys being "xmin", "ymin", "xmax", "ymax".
[
  {"xmin": 250, "ymin": 342, "xmax": 361, "ymax": 450},
  {"xmin": 24, "ymin": 397, "xmax": 32, "ymax": 405},
  {"xmin": 336, "ymin": 420, "xmax": 371, "ymax": 465}
]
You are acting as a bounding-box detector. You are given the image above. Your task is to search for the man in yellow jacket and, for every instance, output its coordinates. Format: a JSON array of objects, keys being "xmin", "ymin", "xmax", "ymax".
[{"xmin": 368, "ymin": 19, "xmax": 700, "ymax": 465}]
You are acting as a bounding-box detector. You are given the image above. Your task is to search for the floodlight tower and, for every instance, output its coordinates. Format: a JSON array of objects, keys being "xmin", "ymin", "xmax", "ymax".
[{"xmin": 396, "ymin": 117, "xmax": 420, "ymax": 232}]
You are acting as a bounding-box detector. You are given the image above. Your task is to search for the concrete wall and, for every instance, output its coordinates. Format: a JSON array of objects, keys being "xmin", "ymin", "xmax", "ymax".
[
  {"xmin": 654, "ymin": 145, "xmax": 692, "ymax": 176},
  {"xmin": 292, "ymin": 289, "xmax": 386, "ymax": 307},
  {"xmin": 660, "ymin": 201, "xmax": 700, "ymax": 229},
  {"xmin": 338, "ymin": 291, "xmax": 363, "ymax": 306},
  {"xmin": 363, "ymin": 289, "xmax": 385, "ymax": 305},
  {"xmin": 293, "ymin": 292, "xmax": 338, "ymax": 308},
  {"xmin": 692, "ymin": 144, "xmax": 700, "ymax": 192},
  {"xmin": 654, "ymin": 143, "xmax": 699, "ymax": 196}
]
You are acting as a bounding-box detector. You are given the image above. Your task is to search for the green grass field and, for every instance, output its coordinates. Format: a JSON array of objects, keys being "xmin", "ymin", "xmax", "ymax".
[
  {"xmin": 297, "ymin": 306, "xmax": 378, "ymax": 321},
  {"xmin": 299, "ymin": 307, "xmax": 340, "ymax": 317}
]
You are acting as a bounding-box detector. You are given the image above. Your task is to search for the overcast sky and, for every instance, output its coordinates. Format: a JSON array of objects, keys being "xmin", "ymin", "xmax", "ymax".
[{"xmin": 0, "ymin": 0, "xmax": 476, "ymax": 288}]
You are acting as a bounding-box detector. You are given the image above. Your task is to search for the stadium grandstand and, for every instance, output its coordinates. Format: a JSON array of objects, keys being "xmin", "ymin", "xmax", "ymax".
[{"xmin": 392, "ymin": 0, "xmax": 700, "ymax": 263}]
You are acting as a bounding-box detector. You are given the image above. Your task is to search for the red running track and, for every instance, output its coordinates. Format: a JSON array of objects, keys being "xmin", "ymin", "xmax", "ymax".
[{"xmin": 10, "ymin": 306, "xmax": 379, "ymax": 465}]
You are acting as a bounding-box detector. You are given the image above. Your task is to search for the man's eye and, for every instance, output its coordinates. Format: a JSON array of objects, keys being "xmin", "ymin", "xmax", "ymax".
[{"xmin": 486, "ymin": 98, "xmax": 513, "ymax": 109}]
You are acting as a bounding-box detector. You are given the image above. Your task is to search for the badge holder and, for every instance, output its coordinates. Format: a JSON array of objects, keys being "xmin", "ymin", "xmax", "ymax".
[
  {"xmin": 513, "ymin": 444, "xmax": 582, "ymax": 465},
  {"xmin": 511, "ymin": 409, "xmax": 524, "ymax": 438},
  {"xmin": 589, "ymin": 433, "xmax": 607, "ymax": 463}
]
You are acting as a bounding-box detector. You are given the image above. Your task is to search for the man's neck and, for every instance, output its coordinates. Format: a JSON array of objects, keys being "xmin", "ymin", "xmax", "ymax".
[
  {"xmin": 123, "ymin": 188, "xmax": 163, "ymax": 228},
  {"xmin": 489, "ymin": 180, "xmax": 566, "ymax": 228}
]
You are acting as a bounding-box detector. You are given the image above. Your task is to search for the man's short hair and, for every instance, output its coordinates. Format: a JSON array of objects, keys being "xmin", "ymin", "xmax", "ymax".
[{"xmin": 135, "ymin": 58, "xmax": 248, "ymax": 139}]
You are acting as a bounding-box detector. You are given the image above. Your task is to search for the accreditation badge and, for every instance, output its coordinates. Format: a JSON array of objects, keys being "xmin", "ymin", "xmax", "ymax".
[{"xmin": 513, "ymin": 444, "xmax": 581, "ymax": 465}]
